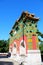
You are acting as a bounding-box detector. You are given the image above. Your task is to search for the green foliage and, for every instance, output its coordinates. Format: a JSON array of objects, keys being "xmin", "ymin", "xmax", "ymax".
[
  {"xmin": 37, "ymin": 30, "xmax": 43, "ymax": 38},
  {"xmin": 0, "ymin": 40, "xmax": 9, "ymax": 53},
  {"xmin": 39, "ymin": 41, "xmax": 43, "ymax": 52}
]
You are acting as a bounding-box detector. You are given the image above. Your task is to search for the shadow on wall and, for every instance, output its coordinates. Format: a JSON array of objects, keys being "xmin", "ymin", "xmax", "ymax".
[{"xmin": 0, "ymin": 62, "xmax": 13, "ymax": 65}]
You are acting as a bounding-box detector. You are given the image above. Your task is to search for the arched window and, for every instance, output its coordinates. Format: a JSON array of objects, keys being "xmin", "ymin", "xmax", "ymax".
[
  {"xmin": 14, "ymin": 43, "xmax": 16, "ymax": 48},
  {"xmin": 20, "ymin": 40, "xmax": 26, "ymax": 55},
  {"xmin": 12, "ymin": 42, "xmax": 17, "ymax": 55},
  {"xmin": 21, "ymin": 41, "xmax": 25, "ymax": 48}
]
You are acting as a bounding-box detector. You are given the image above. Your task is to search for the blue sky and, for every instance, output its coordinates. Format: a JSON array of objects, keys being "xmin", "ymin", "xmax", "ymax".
[{"xmin": 0, "ymin": 0, "xmax": 43, "ymax": 40}]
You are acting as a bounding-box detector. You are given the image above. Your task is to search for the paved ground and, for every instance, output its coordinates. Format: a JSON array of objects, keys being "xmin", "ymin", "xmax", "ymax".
[
  {"xmin": 0, "ymin": 58, "xmax": 14, "ymax": 65},
  {"xmin": 0, "ymin": 58, "xmax": 19, "ymax": 65},
  {"xmin": 0, "ymin": 56, "xmax": 43, "ymax": 65}
]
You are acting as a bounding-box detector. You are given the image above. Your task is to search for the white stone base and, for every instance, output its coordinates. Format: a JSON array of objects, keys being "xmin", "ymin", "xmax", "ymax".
[
  {"xmin": 24, "ymin": 50, "xmax": 41, "ymax": 65},
  {"xmin": 10, "ymin": 50, "xmax": 41, "ymax": 65}
]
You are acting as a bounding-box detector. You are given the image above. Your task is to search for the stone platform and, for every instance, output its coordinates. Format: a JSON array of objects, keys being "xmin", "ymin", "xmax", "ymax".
[
  {"xmin": 0, "ymin": 50, "xmax": 42, "ymax": 65},
  {"xmin": 9, "ymin": 50, "xmax": 42, "ymax": 65},
  {"xmin": 0, "ymin": 58, "xmax": 43, "ymax": 65}
]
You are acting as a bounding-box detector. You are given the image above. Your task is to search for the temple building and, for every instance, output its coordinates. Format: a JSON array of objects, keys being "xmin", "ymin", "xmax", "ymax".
[{"xmin": 9, "ymin": 11, "xmax": 40, "ymax": 55}]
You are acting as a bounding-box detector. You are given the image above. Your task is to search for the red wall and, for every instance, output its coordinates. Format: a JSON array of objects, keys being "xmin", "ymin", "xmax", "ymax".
[{"xmin": 32, "ymin": 36, "xmax": 37, "ymax": 50}]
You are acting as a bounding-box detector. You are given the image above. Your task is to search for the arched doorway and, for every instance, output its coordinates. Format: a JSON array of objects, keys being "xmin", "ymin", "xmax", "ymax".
[
  {"xmin": 20, "ymin": 40, "xmax": 26, "ymax": 55},
  {"xmin": 13, "ymin": 42, "xmax": 17, "ymax": 55}
]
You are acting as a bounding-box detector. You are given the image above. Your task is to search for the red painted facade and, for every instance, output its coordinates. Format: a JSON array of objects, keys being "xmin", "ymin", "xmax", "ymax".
[{"xmin": 32, "ymin": 36, "xmax": 37, "ymax": 50}]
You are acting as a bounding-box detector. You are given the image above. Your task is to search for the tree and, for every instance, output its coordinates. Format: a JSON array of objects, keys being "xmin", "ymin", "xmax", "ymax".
[
  {"xmin": 36, "ymin": 28, "xmax": 43, "ymax": 51},
  {"xmin": 0, "ymin": 40, "xmax": 9, "ymax": 53},
  {"xmin": 39, "ymin": 41, "xmax": 43, "ymax": 52}
]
